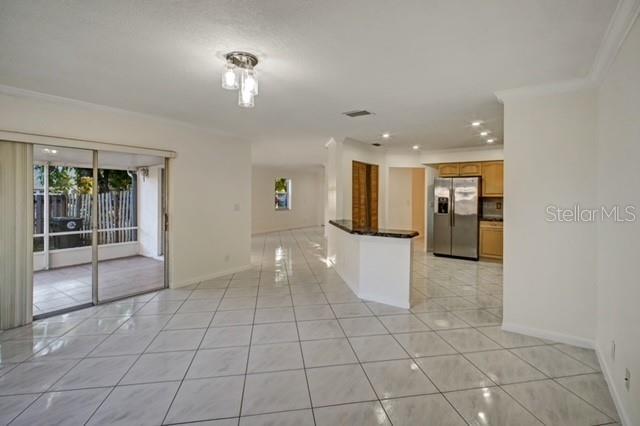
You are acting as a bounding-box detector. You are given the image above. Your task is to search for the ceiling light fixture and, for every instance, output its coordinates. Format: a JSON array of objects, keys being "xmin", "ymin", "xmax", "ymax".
[
  {"xmin": 221, "ymin": 51, "xmax": 259, "ymax": 108},
  {"xmin": 412, "ymin": 145, "xmax": 420, "ymax": 150},
  {"xmin": 471, "ymin": 120, "xmax": 482, "ymax": 127},
  {"xmin": 480, "ymin": 130, "xmax": 489, "ymax": 137},
  {"xmin": 486, "ymin": 138, "xmax": 496, "ymax": 144},
  {"xmin": 382, "ymin": 133, "xmax": 390, "ymax": 139},
  {"xmin": 43, "ymin": 148, "xmax": 57, "ymax": 154}
]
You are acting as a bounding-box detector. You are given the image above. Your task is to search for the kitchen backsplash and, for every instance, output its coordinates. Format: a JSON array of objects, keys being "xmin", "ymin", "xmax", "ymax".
[{"xmin": 482, "ymin": 197, "xmax": 503, "ymax": 218}]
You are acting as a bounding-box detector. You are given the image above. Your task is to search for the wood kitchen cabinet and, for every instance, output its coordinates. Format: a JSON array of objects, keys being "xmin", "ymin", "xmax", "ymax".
[
  {"xmin": 436, "ymin": 160, "xmax": 503, "ymax": 196},
  {"xmin": 459, "ymin": 162, "xmax": 482, "ymax": 176},
  {"xmin": 480, "ymin": 221, "xmax": 503, "ymax": 260},
  {"xmin": 438, "ymin": 163, "xmax": 459, "ymax": 177},
  {"xmin": 481, "ymin": 161, "xmax": 503, "ymax": 196}
]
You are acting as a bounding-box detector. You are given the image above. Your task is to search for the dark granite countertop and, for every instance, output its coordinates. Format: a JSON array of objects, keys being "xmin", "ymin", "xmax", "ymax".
[
  {"xmin": 480, "ymin": 217, "xmax": 504, "ymax": 222},
  {"xmin": 329, "ymin": 220, "xmax": 419, "ymax": 239}
]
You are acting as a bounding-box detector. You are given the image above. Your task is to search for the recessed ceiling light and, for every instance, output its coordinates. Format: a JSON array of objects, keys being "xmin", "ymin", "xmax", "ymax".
[
  {"xmin": 412, "ymin": 145, "xmax": 420, "ymax": 150},
  {"xmin": 480, "ymin": 131, "xmax": 489, "ymax": 137},
  {"xmin": 382, "ymin": 133, "xmax": 390, "ymax": 139},
  {"xmin": 486, "ymin": 138, "xmax": 496, "ymax": 144},
  {"xmin": 471, "ymin": 120, "xmax": 482, "ymax": 127}
]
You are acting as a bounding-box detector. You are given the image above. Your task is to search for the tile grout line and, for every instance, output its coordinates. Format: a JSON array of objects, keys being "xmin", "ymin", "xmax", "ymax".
[
  {"xmin": 234, "ymin": 234, "xmax": 264, "ymax": 421},
  {"xmin": 3, "ymin": 301, "xmax": 128, "ymax": 423},
  {"xmin": 281, "ymin": 231, "xmax": 317, "ymax": 426},
  {"xmin": 291, "ymin": 228, "xmax": 395, "ymax": 425},
  {"xmin": 83, "ymin": 289, "xmax": 195, "ymax": 425},
  {"xmin": 3, "ymin": 227, "xmax": 617, "ymax": 425},
  {"xmin": 160, "ymin": 275, "xmax": 230, "ymax": 425}
]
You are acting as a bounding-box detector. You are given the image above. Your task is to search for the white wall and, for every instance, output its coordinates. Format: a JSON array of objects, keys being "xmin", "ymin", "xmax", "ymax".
[
  {"xmin": 324, "ymin": 138, "xmax": 338, "ymax": 236},
  {"xmin": 387, "ymin": 168, "xmax": 413, "ymax": 229},
  {"xmin": 0, "ymin": 89, "xmax": 252, "ymax": 288},
  {"xmin": 501, "ymin": 88, "xmax": 598, "ymax": 346},
  {"xmin": 138, "ymin": 165, "xmax": 161, "ymax": 257},
  {"xmin": 499, "ymin": 17, "xmax": 640, "ymax": 424},
  {"xmin": 411, "ymin": 168, "xmax": 426, "ymax": 238},
  {"xmin": 251, "ymin": 165, "xmax": 324, "ymax": 234},
  {"xmin": 596, "ymin": 16, "xmax": 640, "ymax": 425}
]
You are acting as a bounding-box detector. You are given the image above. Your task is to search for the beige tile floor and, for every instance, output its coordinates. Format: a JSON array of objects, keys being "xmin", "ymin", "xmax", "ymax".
[
  {"xmin": 0, "ymin": 227, "xmax": 620, "ymax": 425},
  {"xmin": 33, "ymin": 256, "xmax": 164, "ymax": 315}
]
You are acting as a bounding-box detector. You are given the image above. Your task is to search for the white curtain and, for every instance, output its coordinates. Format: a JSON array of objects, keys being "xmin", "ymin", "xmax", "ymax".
[{"xmin": 0, "ymin": 141, "xmax": 33, "ymax": 329}]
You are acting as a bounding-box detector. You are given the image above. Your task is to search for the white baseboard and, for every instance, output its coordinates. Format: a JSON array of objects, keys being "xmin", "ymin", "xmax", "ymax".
[
  {"xmin": 501, "ymin": 322, "xmax": 595, "ymax": 349},
  {"xmin": 170, "ymin": 263, "xmax": 253, "ymax": 289},
  {"xmin": 502, "ymin": 323, "xmax": 630, "ymax": 424},
  {"xmin": 359, "ymin": 292, "xmax": 410, "ymax": 309},
  {"xmin": 595, "ymin": 343, "xmax": 631, "ymax": 426},
  {"xmin": 252, "ymin": 224, "xmax": 323, "ymax": 235}
]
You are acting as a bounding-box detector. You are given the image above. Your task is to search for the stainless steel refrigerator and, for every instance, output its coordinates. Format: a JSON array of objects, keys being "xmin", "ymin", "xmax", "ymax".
[{"xmin": 433, "ymin": 177, "xmax": 480, "ymax": 260}]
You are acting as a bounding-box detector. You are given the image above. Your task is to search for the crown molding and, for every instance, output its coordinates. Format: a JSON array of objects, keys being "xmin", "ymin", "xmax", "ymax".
[
  {"xmin": 590, "ymin": 0, "xmax": 640, "ymax": 82},
  {"xmin": 496, "ymin": 0, "xmax": 640, "ymax": 103},
  {"xmin": 0, "ymin": 84, "xmax": 251, "ymax": 143},
  {"xmin": 495, "ymin": 78, "xmax": 594, "ymax": 103}
]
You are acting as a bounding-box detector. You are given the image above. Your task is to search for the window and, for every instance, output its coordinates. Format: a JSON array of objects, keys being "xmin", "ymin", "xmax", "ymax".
[
  {"xmin": 274, "ymin": 178, "xmax": 292, "ymax": 210},
  {"xmin": 33, "ymin": 164, "xmax": 45, "ymax": 252},
  {"xmin": 48, "ymin": 165, "xmax": 94, "ymax": 250},
  {"xmin": 32, "ymin": 163, "xmax": 138, "ymax": 253}
]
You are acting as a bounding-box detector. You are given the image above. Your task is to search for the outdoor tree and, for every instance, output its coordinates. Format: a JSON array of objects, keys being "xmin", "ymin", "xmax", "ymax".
[
  {"xmin": 98, "ymin": 169, "xmax": 133, "ymax": 192},
  {"xmin": 77, "ymin": 176, "xmax": 93, "ymax": 194},
  {"xmin": 275, "ymin": 178, "xmax": 288, "ymax": 193},
  {"xmin": 48, "ymin": 166, "xmax": 75, "ymax": 194}
]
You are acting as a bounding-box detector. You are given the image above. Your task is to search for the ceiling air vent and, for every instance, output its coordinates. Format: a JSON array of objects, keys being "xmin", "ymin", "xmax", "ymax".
[
  {"xmin": 371, "ymin": 143, "xmax": 382, "ymax": 147},
  {"xmin": 342, "ymin": 110, "xmax": 374, "ymax": 118}
]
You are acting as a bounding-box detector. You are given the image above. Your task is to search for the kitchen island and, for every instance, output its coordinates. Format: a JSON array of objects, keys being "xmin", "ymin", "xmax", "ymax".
[{"xmin": 327, "ymin": 220, "xmax": 418, "ymax": 309}]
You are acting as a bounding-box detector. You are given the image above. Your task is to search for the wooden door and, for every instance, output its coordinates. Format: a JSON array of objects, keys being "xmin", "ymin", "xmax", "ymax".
[
  {"xmin": 369, "ymin": 164, "xmax": 378, "ymax": 228},
  {"xmin": 352, "ymin": 161, "xmax": 367, "ymax": 227},
  {"xmin": 352, "ymin": 161, "xmax": 378, "ymax": 228}
]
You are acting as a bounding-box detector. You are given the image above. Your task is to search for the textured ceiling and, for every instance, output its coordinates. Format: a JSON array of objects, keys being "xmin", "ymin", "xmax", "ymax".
[{"xmin": 0, "ymin": 0, "xmax": 618, "ymax": 165}]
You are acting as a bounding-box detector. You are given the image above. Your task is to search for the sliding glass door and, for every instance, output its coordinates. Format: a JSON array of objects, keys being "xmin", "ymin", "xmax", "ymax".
[
  {"xmin": 32, "ymin": 145, "xmax": 168, "ymax": 317},
  {"xmin": 96, "ymin": 151, "xmax": 167, "ymax": 302},
  {"xmin": 32, "ymin": 145, "xmax": 95, "ymax": 316}
]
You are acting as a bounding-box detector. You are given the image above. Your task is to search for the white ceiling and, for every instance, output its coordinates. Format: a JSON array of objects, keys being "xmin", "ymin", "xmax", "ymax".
[{"xmin": 0, "ymin": 0, "xmax": 618, "ymax": 165}]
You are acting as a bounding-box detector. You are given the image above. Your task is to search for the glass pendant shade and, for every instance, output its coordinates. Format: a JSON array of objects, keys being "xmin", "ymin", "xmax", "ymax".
[
  {"xmin": 238, "ymin": 87, "xmax": 255, "ymax": 108},
  {"xmin": 241, "ymin": 68, "xmax": 259, "ymax": 95},
  {"xmin": 221, "ymin": 62, "xmax": 239, "ymax": 90}
]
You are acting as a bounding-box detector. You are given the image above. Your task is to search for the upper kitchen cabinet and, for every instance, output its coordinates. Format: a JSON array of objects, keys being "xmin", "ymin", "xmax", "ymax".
[
  {"xmin": 481, "ymin": 161, "xmax": 503, "ymax": 197},
  {"xmin": 459, "ymin": 162, "xmax": 482, "ymax": 176},
  {"xmin": 438, "ymin": 163, "xmax": 459, "ymax": 177}
]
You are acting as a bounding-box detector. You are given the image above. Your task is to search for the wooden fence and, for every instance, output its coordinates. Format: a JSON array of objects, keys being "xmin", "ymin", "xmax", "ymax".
[{"xmin": 34, "ymin": 190, "xmax": 137, "ymax": 245}]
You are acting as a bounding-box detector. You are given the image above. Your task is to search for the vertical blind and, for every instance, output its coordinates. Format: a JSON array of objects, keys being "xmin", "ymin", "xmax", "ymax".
[{"xmin": 0, "ymin": 141, "xmax": 33, "ymax": 329}]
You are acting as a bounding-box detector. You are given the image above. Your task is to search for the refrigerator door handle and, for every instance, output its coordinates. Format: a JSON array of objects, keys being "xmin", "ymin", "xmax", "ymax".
[{"xmin": 451, "ymin": 187, "xmax": 455, "ymax": 227}]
